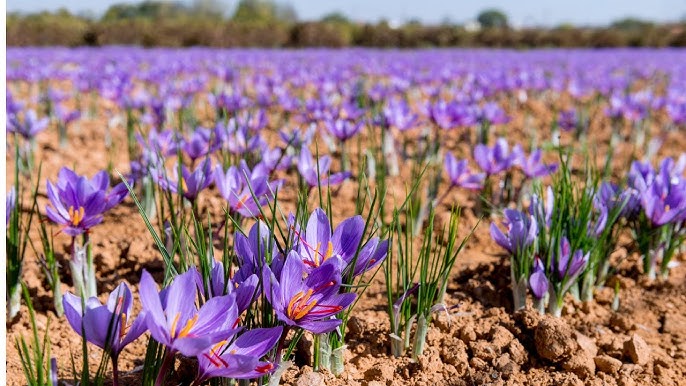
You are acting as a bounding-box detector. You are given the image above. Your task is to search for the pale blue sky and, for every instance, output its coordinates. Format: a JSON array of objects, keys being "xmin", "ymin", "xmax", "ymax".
[{"xmin": 7, "ymin": 0, "xmax": 686, "ymax": 27}]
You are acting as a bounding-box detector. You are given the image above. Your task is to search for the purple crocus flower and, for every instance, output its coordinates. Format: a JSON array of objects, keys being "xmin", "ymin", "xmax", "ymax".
[
  {"xmin": 557, "ymin": 109, "xmax": 577, "ymax": 131},
  {"xmin": 208, "ymin": 91, "xmax": 248, "ymax": 115},
  {"xmin": 530, "ymin": 186, "xmax": 554, "ymax": 229},
  {"xmin": 444, "ymin": 152, "xmax": 485, "ymax": 190},
  {"xmin": 55, "ymin": 104, "xmax": 81, "ymax": 126},
  {"xmin": 6, "ymin": 187, "xmax": 16, "ymax": 225},
  {"xmin": 46, "ymin": 168, "xmax": 129, "ymax": 236},
  {"xmin": 194, "ymin": 260, "xmax": 259, "ymax": 314},
  {"xmin": 235, "ymin": 221, "xmax": 278, "ymax": 277},
  {"xmin": 430, "ymin": 100, "xmax": 478, "ymax": 130},
  {"xmin": 224, "ymin": 124, "xmax": 265, "ymax": 156},
  {"xmin": 7, "ymin": 89, "xmax": 23, "ymax": 118},
  {"xmin": 515, "ymin": 148, "xmax": 558, "ymax": 178},
  {"xmin": 257, "ymin": 146, "xmax": 292, "ymax": 174},
  {"xmin": 641, "ymin": 173, "xmax": 686, "ymax": 226},
  {"xmin": 195, "ymin": 326, "xmax": 282, "ymax": 383},
  {"xmin": 628, "ymin": 160, "xmax": 655, "ymax": 193},
  {"xmin": 139, "ymin": 268, "xmax": 241, "ymax": 357},
  {"xmin": 383, "ymin": 99, "xmax": 418, "ymax": 131},
  {"xmin": 595, "ymin": 182, "xmax": 640, "ymax": 219},
  {"xmin": 214, "ymin": 162, "xmax": 281, "ymax": 217},
  {"xmin": 136, "ymin": 128, "xmax": 179, "ymax": 158},
  {"xmin": 529, "ymin": 257, "xmax": 549, "ymax": 299},
  {"xmin": 152, "ymin": 158, "xmax": 213, "ymax": 202},
  {"xmin": 297, "ymin": 148, "xmax": 351, "ymax": 188},
  {"xmin": 182, "ymin": 127, "xmax": 220, "ymax": 162},
  {"xmin": 555, "ymin": 237, "xmax": 589, "ymax": 280},
  {"xmin": 63, "ymin": 282, "xmax": 147, "ymax": 359},
  {"xmin": 490, "ymin": 209, "xmax": 538, "ymax": 254},
  {"xmin": 324, "ymin": 119, "xmax": 363, "ymax": 142},
  {"xmin": 291, "ymin": 208, "xmax": 388, "ymax": 276},
  {"xmin": 480, "ymin": 102, "xmax": 509, "ymax": 125},
  {"xmin": 263, "ymin": 252, "xmax": 355, "ymax": 334},
  {"xmin": 8, "ymin": 109, "xmax": 49, "ymax": 140},
  {"xmin": 279, "ymin": 125, "xmax": 315, "ymax": 149},
  {"xmin": 474, "ymin": 138, "xmax": 516, "ymax": 175}
]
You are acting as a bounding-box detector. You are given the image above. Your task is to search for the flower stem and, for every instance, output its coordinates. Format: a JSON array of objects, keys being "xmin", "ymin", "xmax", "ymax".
[
  {"xmin": 274, "ymin": 326, "xmax": 290, "ymax": 365},
  {"xmin": 7, "ymin": 283, "xmax": 21, "ymax": 319},
  {"xmin": 412, "ymin": 314, "xmax": 429, "ymax": 361},
  {"xmin": 547, "ymin": 294, "xmax": 564, "ymax": 317},
  {"xmin": 155, "ymin": 350, "xmax": 175, "ymax": 386},
  {"xmin": 112, "ymin": 355, "xmax": 119, "ymax": 386}
]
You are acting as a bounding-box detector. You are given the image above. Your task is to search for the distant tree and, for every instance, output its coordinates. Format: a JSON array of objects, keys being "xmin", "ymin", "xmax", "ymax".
[
  {"xmin": 102, "ymin": 1, "xmax": 187, "ymax": 21},
  {"xmin": 611, "ymin": 18, "xmax": 653, "ymax": 30},
  {"xmin": 191, "ymin": 0, "xmax": 228, "ymax": 19},
  {"xmin": 232, "ymin": 0, "xmax": 296, "ymax": 24},
  {"xmin": 477, "ymin": 9, "xmax": 508, "ymax": 29},
  {"xmin": 321, "ymin": 12, "xmax": 349, "ymax": 24}
]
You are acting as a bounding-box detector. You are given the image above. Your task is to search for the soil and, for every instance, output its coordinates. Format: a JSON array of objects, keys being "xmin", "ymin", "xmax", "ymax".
[{"xmin": 6, "ymin": 76, "xmax": 686, "ymax": 386}]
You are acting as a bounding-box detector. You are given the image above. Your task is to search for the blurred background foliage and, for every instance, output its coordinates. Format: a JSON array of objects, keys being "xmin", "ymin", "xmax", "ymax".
[{"xmin": 7, "ymin": 0, "xmax": 686, "ymax": 47}]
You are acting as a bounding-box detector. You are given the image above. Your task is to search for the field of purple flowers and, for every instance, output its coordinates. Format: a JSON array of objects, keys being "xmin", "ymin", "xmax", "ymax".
[{"xmin": 6, "ymin": 48, "xmax": 686, "ymax": 385}]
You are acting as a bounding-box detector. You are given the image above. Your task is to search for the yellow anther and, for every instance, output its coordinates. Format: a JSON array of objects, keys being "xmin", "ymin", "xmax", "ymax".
[
  {"xmin": 170, "ymin": 313, "xmax": 181, "ymax": 338},
  {"xmin": 287, "ymin": 288, "xmax": 316, "ymax": 320},
  {"xmin": 323, "ymin": 241, "xmax": 334, "ymax": 261},
  {"xmin": 294, "ymin": 299, "xmax": 318, "ymax": 320},
  {"xmin": 68, "ymin": 206, "xmax": 85, "ymax": 226},
  {"xmin": 120, "ymin": 313, "xmax": 128, "ymax": 339},
  {"xmin": 177, "ymin": 314, "xmax": 199, "ymax": 338}
]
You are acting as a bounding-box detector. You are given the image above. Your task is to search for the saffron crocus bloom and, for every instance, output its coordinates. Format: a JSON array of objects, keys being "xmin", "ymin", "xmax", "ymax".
[
  {"xmin": 195, "ymin": 326, "xmax": 282, "ymax": 383},
  {"xmin": 383, "ymin": 99, "xmax": 418, "ymax": 131},
  {"xmin": 595, "ymin": 182, "xmax": 640, "ymax": 219},
  {"xmin": 297, "ymin": 148, "xmax": 351, "ymax": 188},
  {"xmin": 235, "ymin": 221, "xmax": 278, "ymax": 277},
  {"xmin": 292, "ymin": 208, "xmax": 388, "ymax": 276},
  {"xmin": 46, "ymin": 168, "xmax": 129, "ymax": 236},
  {"xmin": 152, "ymin": 158, "xmax": 213, "ymax": 202},
  {"xmin": 474, "ymin": 138, "xmax": 516, "ymax": 175},
  {"xmin": 8, "ymin": 109, "xmax": 49, "ymax": 140},
  {"xmin": 490, "ymin": 209, "xmax": 538, "ymax": 254},
  {"xmin": 136, "ymin": 129, "xmax": 179, "ymax": 158},
  {"xmin": 530, "ymin": 186, "xmax": 554, "ymax": 229},
  {"xmin": 325, "ymin": 119, "xmax": 363, "ymax": 142},
  {"xmin": 214, "ymin": 162, "xmax": 281, "ymax": 217},
  {"xmin": 557, "ymin": 109, "xmax": 577, "ymax": 131},
  {"xmin": 139, "ymin": 268, "xmax": 241, "ymax": 357},
  {"xmin": 182, "ymin": 127, "xmax": 220, "ymax": 161},
  {"xmin": 480, "ymin": 102, "xmax": 510, "ymax": 125},
  {"xmin": 6, "ymin": 187, "xmax": 16, "ymax": 225},
  {"xmin": 63, "ymin": 282, "xmax": 147, "ymax": 359},
  {"xmin": 555, "ymin": 237, "xmax": 588, "ymax": 280},
  {"xmin": 263, "ymin": 252, "xmax": 355, "ymax": 334},
  {"xmin": 444, "ymin": 153, "xmax": 485, "ymax": 190},
  {"xmin": 628, "ymin": 160, "xmax": 655, "ymax": 193},
  {"xmin": 55, "ymin": 104, "xmax": 81, "ymax": 126},
  {"xmin": 529, "ymin": 257, "xmax": 548, "ymax": 299},
  {"xmin": 641, "ymin": 173, "xmax": 686, "ymax": 226},
  {"xmin": 515, "ymin": 148, "xmax": 558, "ymax": 178},
  {"xmin": 195, "ymin": 260, "xmax": 259, "ymax": 314}
]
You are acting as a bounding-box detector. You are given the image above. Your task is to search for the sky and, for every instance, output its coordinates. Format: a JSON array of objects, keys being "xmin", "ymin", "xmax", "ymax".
[{"xmin": 6, "ymin": 0, "xmax": 686, "ymax": 27}]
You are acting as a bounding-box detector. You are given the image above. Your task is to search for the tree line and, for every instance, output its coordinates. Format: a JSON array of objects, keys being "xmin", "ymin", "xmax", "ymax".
[{"xmin": 7, "ymin": 0, "xmax": 686, "ymax": 47}]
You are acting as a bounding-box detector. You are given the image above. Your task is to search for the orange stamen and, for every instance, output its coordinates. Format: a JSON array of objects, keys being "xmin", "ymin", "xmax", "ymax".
[
  {"xmin": 286, "ymin": 289, "xmax": 318, "ymax": 320},
  {"xmin": 177, "ymin": 314, "xmax": 199, "ymax": 338},
  {"xmin": 68, "ymin": 206, "xmax": 85, "ymax": 226},
  {"xmin": 170, "ymin": 313, "xmax": 181, "ymax": 338}
]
